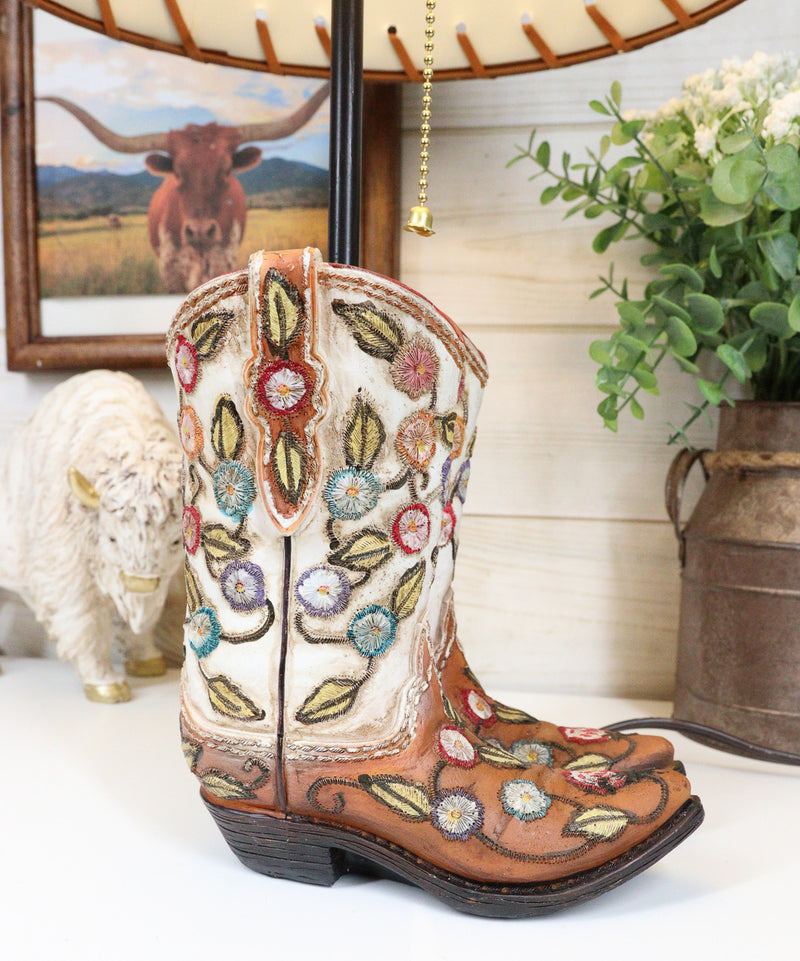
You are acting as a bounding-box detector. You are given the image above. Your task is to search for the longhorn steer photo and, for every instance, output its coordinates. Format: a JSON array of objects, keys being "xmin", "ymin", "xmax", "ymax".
[{"xmin": 40, "ymin": 85, "xmax": 329, "ymax": 293}]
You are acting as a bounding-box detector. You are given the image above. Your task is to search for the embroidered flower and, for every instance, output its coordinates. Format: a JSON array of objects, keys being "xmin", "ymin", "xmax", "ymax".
[
  {"xmin": 449, "ymin": 415, "xmax": 465, "ymax": 459},
  {"xmin": 295, "ymin": 566, "xmax": 351, "ymax": 617},
  {"xmin": 431, "ymin": 790, "xmax": 484, "ymax": 840},
  {"xmin": 439, "ymin": 501, "xmax": 456, "ymax": 547},
  {"xmin": 256, "ymin": 360, "xmax": 311, "ymax": 416},
  {"xmin": 213, "ymin": 461, "xmax": 256, "ymax": 520},
  {"xmin": 440, "ymin": 458, "xmax": 452, "ymax": 504},
  {"xmin": 188, "ymin": 606, "xmax": 221, "ymax": 658},
  {"xmin": 347, "ymin": 605, "xmax": 397, "ymax": 657},
  {"xmin": 390, "ymin": 337, "xmax": 439, "ymax": 399},
  {"xmin": 460, "ymin": 688, "xmax": 496, "ymax": 726},
  {"xmin": 179, "ymin": 406, "xmax": 203, "ymax": 459},
  {"xmin": 558, "ymin": 726, "xmax": 612, "ymax": 744},
  {"xmin": 563, "ymin": 769, "xmax": 628, "ymax": 795},
  {"xmin": 175, "ymin": 335, "xmax": 198, "ymax": 392},
  {"xmin": 391, "ymin": 503, "xmax": 430, "ymax": 554},
  {"xmin": 510, "ymin": 739, "xmax": 554, "ymax": 767},
  {"xmin": 396, "ymin": 411, "xmax": 437, "ymax": 470},
  {"xmin": 437, "ymin": 725, "xmax": 477, "ymax": 769},
  {"xmin": 324, "ymin": 468, "xmax": 382, "ymax": 519},
  {"xmin": 220, "ymin": 560, "xmax": 266, "ymax": 612},
  {"xmin": 500, "ymin": 779, "xmax": 551, "ymax": 822},
  {"xmin": 182, "ymin": 506, "xmax": 201, "ymax": 554},
  {"xmin": 454, "ymin": 460, "xmax": 471, "ymax": 503}
]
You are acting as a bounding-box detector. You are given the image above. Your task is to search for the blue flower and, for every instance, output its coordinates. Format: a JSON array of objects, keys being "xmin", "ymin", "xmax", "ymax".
[
  {"xmin": 213, "ymin": 461, "xmax": 256, "ymax": 519},
  {"xmin": 347, "ymin": 605, "xmax": 397, "ymax": 657},
  {"xmin": 188, "ymin": 607, "xmax": 221, "ymax": 659},
  {"xmin": 454, "ymin": 459, "xmax": 471, "ymax": 503},
  {"xmin": 220, "ymin": 560, "xmax": 266, "ymax": 612},
  {"xmin": 324, "ymin": 468, "xmax": 382, "ymax": 519},
  {"xmin": 500, "ymin": 779, "xmax": 551, "ymax": 822}
]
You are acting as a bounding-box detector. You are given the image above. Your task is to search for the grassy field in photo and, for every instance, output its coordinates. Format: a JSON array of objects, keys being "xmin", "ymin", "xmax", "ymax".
[{"xmin": 37, "ymin": 207, "xmax": 328, "ymax": 298}]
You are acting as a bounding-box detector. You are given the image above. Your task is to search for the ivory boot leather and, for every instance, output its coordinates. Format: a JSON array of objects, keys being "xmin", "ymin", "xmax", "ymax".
[{"xmin": 168, "ymin": 249, "xmax": 702, "ymax": 917}]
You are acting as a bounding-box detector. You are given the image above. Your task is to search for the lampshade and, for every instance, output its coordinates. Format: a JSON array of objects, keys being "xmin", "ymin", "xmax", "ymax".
[{"xmin": 26, "ymin": 0, "xmax": 746, "ymax": 81}]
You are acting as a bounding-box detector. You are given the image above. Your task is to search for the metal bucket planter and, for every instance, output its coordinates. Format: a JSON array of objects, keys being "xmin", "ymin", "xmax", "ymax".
[{"xmin": 666, "ymin": 402, "xmax": 800, "ymax": 759}]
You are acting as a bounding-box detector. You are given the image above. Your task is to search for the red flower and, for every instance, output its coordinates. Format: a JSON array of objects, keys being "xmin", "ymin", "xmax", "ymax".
[
  {"xmin": 391, "ymin": 503, "xmax": 430, "ymax": 554},
  {"xmin": 256, "ymin": 360, "xmax": 311, "ymax": 416},
  {"xmin": 563, "ymin": 769, "xmax": 627, "ymax": 795},
  {"xmin": 460, "ymin": 688, "xmax": 496, "ymax": 726},
  {"xmin": 437, "ymin": 725, "xmax": 477, "ymax": 769},
  {"xmin": 558, "ymin": 726, "xmax": 611, "ymax": 744},
  {"xmin": 439, "ymin": 502, "xmax": 456, "ymax": 547},
  {"xmin": 175, "ymin": 336, "xmax": 198, "ymax": 392},
  {"xmin": 182, "ymin": 506, "xmax": 201, "ymax": 554}
]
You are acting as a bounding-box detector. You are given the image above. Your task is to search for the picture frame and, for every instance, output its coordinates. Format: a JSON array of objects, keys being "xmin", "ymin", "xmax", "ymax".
[{"xmin": 0, "ymin": 0, "xmax": 400, "ymax": 371}]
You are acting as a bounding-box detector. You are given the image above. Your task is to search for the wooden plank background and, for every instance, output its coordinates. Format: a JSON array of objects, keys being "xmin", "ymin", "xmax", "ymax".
[{"xmin": 0, "ymin": 0, "xmax": 794, "ymax": 697}]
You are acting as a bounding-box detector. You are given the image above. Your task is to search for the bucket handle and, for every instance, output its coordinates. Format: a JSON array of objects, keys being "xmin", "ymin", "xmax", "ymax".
[{"xmin": 665, "ymin": 447, "xmax": 710, "ymax": 566}]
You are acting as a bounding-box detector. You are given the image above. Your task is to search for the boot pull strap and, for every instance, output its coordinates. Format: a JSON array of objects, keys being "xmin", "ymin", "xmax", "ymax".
[{"xmin": 664, "ymin": 447, "xmax": 709, "ymax": 567}]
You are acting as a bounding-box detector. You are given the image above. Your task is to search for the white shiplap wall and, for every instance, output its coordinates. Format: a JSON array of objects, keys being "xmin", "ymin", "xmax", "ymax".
[{"xmin": 0, "ymin": 0, "xmax": 793, "ymax": 696}]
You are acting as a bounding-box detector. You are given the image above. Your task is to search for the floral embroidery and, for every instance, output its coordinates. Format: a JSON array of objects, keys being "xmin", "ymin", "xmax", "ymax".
[
  {"xmin": 439, "ymin": 502, "xmax": 456, "ymax": 547},
  {"xmin": 449, "ymin": 415, "xmax": 465, "ymax": 459},
  {"xmin": 391, "ymin": 503, "xmax": 430, "ymax": 554},
  {"xmin": 220, "ymin": 560, "xmax": 266, "ymax": 612},
  {"xmin": 563, "ymin": 770, "xmax": 628, "ymax": 795},
  {"xmin": 179, "ymin": 406, "xmax": 203, "ymax": 458},
  {"xmin": 454, "ymin": 460, "xmax": 471, "ymax": 503},
  {"xmin": 295, "ymin": 566, "xmax": 351, "ymax": 617},
  {"xmin": 440, "ymin": 458, "xmax": 452, "ymax": 504},
  {"xmin": 461, "ymin": 688, "xmax": 496, "ymax": 726},
  {"xmin": 182, "ymin": 506, "xmax": 201, "ymax": 554},
  {"xmin": 175, "ymin": 335, "xmax": 198, "ymax": 392},
  {"xmin": 558, "ymin": 726, "xmax": 612, "ymax": 744},
  {"xmin": 500, "ymin": 779, "xmax": 552, "ymax": 822},
  {"xmin": 188, "ymin": 606, "xmax": 221, "ymax": 658},
  {"xmin": 347, "ymin": 605, "xmax": 398, "ymax": 657},
  {"xmin": 511, "ymin": 739, "xmax": 554, "ymax": 767},
  {"xmin": 213, "ymin": 461, "xmax": 256, "ymax": 520},
  {"xmin": 390, "ymin": 336, "xmax": 439, "ymax": 399},
  {"xmin": 256, "ymin": 359, "xmax": 312, "ymax": 416},
  {"xmin": 324, "ymin": 467, "xmax": 382, "ymax": 520},
  {"xmin": 437, "ymin": 725, "xmax": 477, "ymax": 769},
  {"xmin": 396, "ymin": 411, "xmax": 437, "ymax": 471},
  {"xmin": 431, "ymin": 790, "xmax": 484, "ymax": 840}
]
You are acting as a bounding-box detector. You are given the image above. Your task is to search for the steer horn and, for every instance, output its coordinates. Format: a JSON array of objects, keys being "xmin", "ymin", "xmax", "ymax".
[
  {"xmin": 37, "ymin": 97, "xmax": 169, "ymax": 154},
  {"xmin": 235, "ymin": 82, "xmax": 330, "ymax": 143},
  {"xmin": 68, "ymin": 466, "xmax": 101, "ymax": 510},
  {"xmin": 120, "ymin": 572, "xmax": 161, "ymax": 594}
]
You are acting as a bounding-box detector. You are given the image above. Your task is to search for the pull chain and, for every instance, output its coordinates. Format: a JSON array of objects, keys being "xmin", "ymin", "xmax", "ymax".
[{"xmin": 404, "ymin": 0, "xmax": 436, "ymax": 237}]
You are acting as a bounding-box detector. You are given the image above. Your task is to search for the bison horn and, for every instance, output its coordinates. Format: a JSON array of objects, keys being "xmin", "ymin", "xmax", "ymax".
[
  {"xmin": 68, "ymin": 467, "xmax": 101, "ymax": 510},
  {"xmin": 120, "ymin": 572, "xmax": 161, "ymax": 594},
  {"xmin": 37, "ymin": 97, "xmax": 169, "ymax": 154},
  {"xmin": 236, "ymin": 82, "xmax": 330, "ymax": 144}
]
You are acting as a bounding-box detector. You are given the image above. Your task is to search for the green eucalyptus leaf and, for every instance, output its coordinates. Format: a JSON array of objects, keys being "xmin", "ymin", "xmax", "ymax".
[
  {"xmin": 738, "ymin": 280, "xmax": 772, "ymax": 303},
  {"xmin": 763, "ymin": 143, "xmax": 800, "ymax": 210},
  {"xmin": 664, "ymin": 315, "xmax": 698, "ymax": 357},
  {"xmin": 718, "ymin": 131, "xmax": 754, "ymax": 155},
  {"xmin": 789, "ymin": 296, "xmax": 800, "ymax": 333},
  {"xmin": 671, "ymin": 353, "xmax": 701, "ymax": 375},
  {"xmin": 540, "ymin": 184, "xmax": 562, "ymax": 205},
  {"xmin": 589, "ymin": 340, "xmax": 615, "ymax": 366},
  {"xmin": 709, "ymin": 245, "xmax": 722, "ymax": 279},
  {"xmin": 711, "ymin": 154, "xmax": 764, "ymax": 205},
  {"xmin": 590, "ymin": 100, "xmax": 610, "ymax": 116},
  {"xmin": 630, "ymin": 397, "xmax": 644, "ymax": 420},
  {"xmin": 631, "ymin": 367, "xmax": 659, "ymax": 393},
  {"xmin": 750, "ymin": 301, "xmax": 793, "ymax": 338},
  {"xmin": 698, "ymin": 379, "xmax": 724, "ymax": 405},
  {"xmin": 659, "ymin": 264, "xmax": 704, "ymax": 292},
  {"xmin": 745, "ymin": 332, "xmax": 769, "ymax": 373},
  {"xmin": 760, "ymin": 233, "xmax": 799, "ymax": 281},
  {"xmin": 700, "ymin": 188, "xmax": 752, "ymax": 227},
  {"xmin": 610, "ymin": 81, "xmax": 622, "ymax": 108},
  {"xmin": 652, "ymin": 294, "xmax": 691, "ymax": 324},
  {"xmin": 717, "ymin": 344, "xmax": 749, "ymax": 383},
  {"xmin": 686, "ymin": 293, "xmax": 724, "ymax": 333},
  {"xmin": 617, "ymin": 302, "xmax": 647, "ymax": 327},
  {"xmin": 536, "ymin": 141, "xmax": 551, "ymax": 168}
]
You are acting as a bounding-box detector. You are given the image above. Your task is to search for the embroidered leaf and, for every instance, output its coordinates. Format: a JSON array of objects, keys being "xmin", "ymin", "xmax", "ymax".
[
  {"xmin": 191, "ymin": 310, "xmax": 234, "ymax": 358},
  {"xmin": 343, "ymin": 396, "xmax": 386, "ymax": 470},
  {"xmin": 332, "ymin": 300, "xmax": 403, "ymax": 360},
  {"xmin": 185, "ymin": 563, "xmax": 203, "ymax": 615},
  {"xmin": 442, "ymin": 695, "xmax": 461, "ymax": 727},
  {"xmin": 205, "ymin": 674, "xmax": 266, "ymax": 721},
  {"xmin": 211, "ymin": 395, "xmax": 244, "ymax": 461},
  {"xmin": 357, "ymin": 775, "xmax": 431, "ymax": 821},
  {"xmin": 262, "ymin": 268, "xmax": 304, "ymax": 349},
  {"xmin": 270, "ymin": 430, "xmax": 308, "ymax": 506},
  {"xmin": 493, "ymin": 703, "xmax": 538, "ymax": 724},
  {"xmin": 563, "ymin": 753, "xmax": 610, "ymax": 773},
  {"xmin": 440, "ymin": 412, "xmax": 458, "ymax": 447},
  {"xmin": 565, "ymin": 806, "xmax": 629, "ymax": 842},
  {"xmin": 466, "ymin": 430, "xmax": 477, "ymax": 459},
  {"xmin": 188, "ymin": 463, "xmax": 203, "ymax": 503},
  {"xmin": 200, "ymin": 771, "xmax": 257, "ymax": 801},
  {"xmin": 476, "ymin": 744, "xmax": 526, "ymax": 768},
  {"xmin": 391, "ymin": 560, "xmax": 426, "ymax": 620},
  {"xmin": 202, "ymin": 524, "xmax": 252, "ymax": 561},
  {"xmin": 295, "ymin": 677, "xmax": 361, "ymax": 724},
  {"xmin": 329, "ymin": 529, "xmax": 392, "ymax": 571},
  {"xmin": 182, "ymin": 737, "xmax": 201, "ymax": 771}
]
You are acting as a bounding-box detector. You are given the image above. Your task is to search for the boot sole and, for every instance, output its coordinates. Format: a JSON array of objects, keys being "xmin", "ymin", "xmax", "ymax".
[{"xmin": 203, "ymin": 793, "xmax": 704, "ymax": 918}]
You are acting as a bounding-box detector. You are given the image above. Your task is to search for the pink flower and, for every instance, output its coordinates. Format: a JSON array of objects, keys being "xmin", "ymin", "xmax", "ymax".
[
  {"xmin": 558, "ymin": 726, "xmax": 612, "ymax": 744},
  {"xmin": 175, "ymin": 336, "xmax": 198, "ymax": 392},
  {"xmin": 182, "ymin": 506, "xmax": 201, "ymax": 554},
  {"xmin": 439, "ymin": 501, "xmax": 456, "ymax": 547},
  {"xmin": 257, "ymin": 360, "xmax": 311, "ymax": 416},
  {"xmin": 396, "ymin": 411, "xmax": 437, "ymax": 470},
  {"xmin": 563, "ymin": 769, "xmax": 627, "ymax": 795},
  {"xmin": 179, "ymin": 406, "xmax": 203, "ymax": 459},
  {"xmin": 391, "ymin": 503, "xmax": 430, "ymax": 554},
  {"xmin": 390, "ymin": 337, "xmax": 439, "ymax": 399}
]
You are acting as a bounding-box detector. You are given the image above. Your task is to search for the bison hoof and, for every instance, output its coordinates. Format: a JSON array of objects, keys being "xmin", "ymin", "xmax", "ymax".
[
  {"xmin": 125, "ymin": 655, "xmax": 167, "ymax": 678},
  {"xmin": 84, "ymin": 680, "xmax": 132, "ymax": 704}
]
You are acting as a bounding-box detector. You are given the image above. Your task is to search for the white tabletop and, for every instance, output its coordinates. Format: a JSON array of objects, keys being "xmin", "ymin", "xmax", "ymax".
[{"xmin": 2, "ymin": 656, "xmax": 796, "ymax": 959}]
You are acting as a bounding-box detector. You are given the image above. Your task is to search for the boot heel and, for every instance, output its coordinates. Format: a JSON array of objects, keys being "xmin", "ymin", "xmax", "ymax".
[{"xmin": 203, "ymin": 795, "xmax": 345, "ymax": 887}]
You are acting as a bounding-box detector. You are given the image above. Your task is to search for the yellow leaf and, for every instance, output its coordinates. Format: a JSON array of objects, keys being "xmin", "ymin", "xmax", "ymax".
[
  {"xmin": 205, "ymin": 674, "xmax": 265, "ymax": 720},
  {"xmin": 476, "ymin": 744, "xmax": 526, "ymax": 768},
  {"xmin": 329, "ymin": 529, "xmax": 392, "ymax": 571},
  {"xmin": 295, "ymin": 677, "xmax": 361, "ymax": 724},
  {"xmin": 185, "ymin": 563, "xmax": 203, "ymax": 615},
  {"xmin": 262, "ymin": 268, "xmax": 304, "ymax": 349},
  {"xmin": 391, "ymin": 560, "xmax": 426, "ymax": 620},
  {"xmin": 358, "ymin": 775, "xmax": 431, "ymax": 820},
  {"xmin": 565, "ymin": 806, "xmax": 629, "ymax": 842},
  {"xmin": 200, "ymin": 771, "xmax": 257, "ymax": 801},
  {"xmin": 332, "ymin": 299, "xmax": 403, "ymax": 360},
  {"xmin": 191, "ymin": 310, "xmax": 234, "ymax": 357},
  {"xmin": 182, "ymin": 737, "xmax": 201, "ymax": 771},
  {"xmin": 270, "ymin": 431, "xmax": 308, "ymax": 506},
  {"xmin": 202, "ymin": 524, "xmax": 251, "ymax": 561},
  {"xmin": 442, "ymin": 695, "xmax": 460, "ymax": 726},
  {"xmin": 211, "ymin": 395, "xmax": 244, "ymax": 461},
  {"xmin": 343, "ymin": 396, "xmax": 386, "ymax": 470},
  {"xmin": 493, "ymin": 703, "xmax": 538, "ymax": 724},
  {"xmin": 440, "ymin": 412, "xmax": 457, "ymax": 446},
  {"xmin": 563, "ymin": 754, "xmax": 610, "ymax": 773}
]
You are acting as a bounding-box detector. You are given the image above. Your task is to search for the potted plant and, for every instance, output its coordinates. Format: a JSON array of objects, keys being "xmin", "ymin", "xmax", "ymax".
[{"xmin": 510, "ymin": 52, "xmax": 800, "ymax": 759}]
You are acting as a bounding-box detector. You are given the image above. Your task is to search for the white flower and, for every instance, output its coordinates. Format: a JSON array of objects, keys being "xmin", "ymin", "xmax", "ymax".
[
  {"xmin": 438, "ymin": 725, "xmax": 476, "ymax": 768},
  {"xmin": 500, "ymin": 779, "xmax": 551, "ymax": 822},
  {"xmin": 295, "ymin": 566, "xmax": 351, "ymax": 617},
  {"xmin": 323, "ymin": 468, "xmax": 382, "ymax": 519},
  {"xmin": 693, "ymin": 125, "xmax": 717, "ymax": 159},
  {"xmin": 431, "ymin": 791, "xmax": 484, "ymax": 839},
  {"xmin": 510, "ymin": 739, "xmax": 553, "ymax": 767}
]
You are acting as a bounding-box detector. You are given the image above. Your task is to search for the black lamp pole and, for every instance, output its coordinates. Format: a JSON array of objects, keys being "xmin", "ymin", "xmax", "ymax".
[{"xmin": 328, "ymin": 0, "xmax": 364, "ymax": 266}]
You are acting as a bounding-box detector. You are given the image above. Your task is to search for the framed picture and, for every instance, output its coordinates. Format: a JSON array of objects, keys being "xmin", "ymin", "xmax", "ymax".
[{"xmin": 0, "ymin": 0, "xmax": 400, "ymax": 370}]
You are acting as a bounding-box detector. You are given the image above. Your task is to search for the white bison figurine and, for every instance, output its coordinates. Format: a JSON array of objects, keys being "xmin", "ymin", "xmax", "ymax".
[{"xmin": 0, "ymin": 370, "xmax": 183, "ymax": 702}]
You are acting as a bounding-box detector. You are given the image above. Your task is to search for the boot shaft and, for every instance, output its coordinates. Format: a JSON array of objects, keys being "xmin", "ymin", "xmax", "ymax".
[{"xmin": 168, "ymin": 249, "xmax": 487, "ymax": 766}]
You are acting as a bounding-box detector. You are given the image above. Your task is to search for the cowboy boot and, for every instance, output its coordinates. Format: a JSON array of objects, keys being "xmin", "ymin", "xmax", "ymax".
[{"xmin": 168, "ymin": 249, "xmax": 702, "ymax": 918}]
